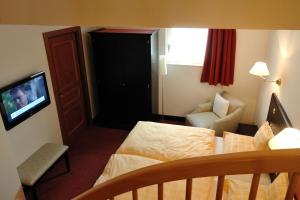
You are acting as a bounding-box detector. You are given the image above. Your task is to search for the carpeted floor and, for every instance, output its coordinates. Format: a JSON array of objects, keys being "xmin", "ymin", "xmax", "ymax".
[
  {"xmin": 30, "ymin": 126, "xmax": 129, "ymax": 200},
  {"xmin": 24, "ymin": 120, "xmax": 252, "ymax": 200},
  {"xmin": 25, "ymin": 120, "xmax": 184, "ymax": 200}
]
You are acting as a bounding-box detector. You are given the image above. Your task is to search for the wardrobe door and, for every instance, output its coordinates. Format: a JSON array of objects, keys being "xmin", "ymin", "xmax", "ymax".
[
  {"xmin": 92, "ymin": 34, "xmax": 126, "ymax": 124},
  {"xmin": 118, "ymin": 34, "xmax": 152, "ymax": 123}
]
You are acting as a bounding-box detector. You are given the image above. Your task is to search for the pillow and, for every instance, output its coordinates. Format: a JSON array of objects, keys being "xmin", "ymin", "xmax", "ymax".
[
  {"xmin": 268, "ymin": 173, "xmax": 289, "ymax": 200},
  {"xmin": 223, "ymin": 131, "xmax": 255, "ymax": 153},
  {"xmin": 213, "ymin": 93, "xmax": 230, "ymax": 118},
  {"xmin": 224, "ymin": 178, "xmax": 268, "ymax": 200},
  {"xmin": 254, "ymin": 122, "xmax": 274, "ymax": 150}
]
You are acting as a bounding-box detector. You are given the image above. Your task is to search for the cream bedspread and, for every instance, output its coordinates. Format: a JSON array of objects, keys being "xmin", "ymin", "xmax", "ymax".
[
  {"xmin": 93, "ymin": 122, "xmax": 284, "ymax": 200},
  {"xmin": 116, "ymin": 121, "xmax": 215, "ymax": 161},
  {"xmin": 94, "ymin": 154, "xmax": 215, "ymax": 200}
]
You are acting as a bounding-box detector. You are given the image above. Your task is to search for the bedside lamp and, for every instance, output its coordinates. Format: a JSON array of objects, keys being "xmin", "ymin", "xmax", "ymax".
[
  {"xmin": 268, "ymin": 128, "xmax": 300, "ymax": 150},
  {"xmin": 249, "ymin": 62, "xmax": 281, "ymax": 85}
]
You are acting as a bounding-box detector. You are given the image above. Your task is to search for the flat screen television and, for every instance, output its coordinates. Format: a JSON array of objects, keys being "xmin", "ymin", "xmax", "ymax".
[{"xmin": 0, "ymin": 71, "xmax": 50, "ymax": 130}]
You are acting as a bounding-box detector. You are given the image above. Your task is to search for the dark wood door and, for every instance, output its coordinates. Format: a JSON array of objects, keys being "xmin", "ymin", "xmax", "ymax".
[
  {"xmin": 118, "ymin": 35, "xmax": 152, "ymax": 122},
  {"xmin": 43, "ymin": 27, "xmax": 90, "ymax": 144},
  {"xmin": 91, "ymin": 32, "xmax": 152, "ymax": 128},
  {"xmin": 92, "ymin": 34, "xmax": 126, "ymax": 125}
]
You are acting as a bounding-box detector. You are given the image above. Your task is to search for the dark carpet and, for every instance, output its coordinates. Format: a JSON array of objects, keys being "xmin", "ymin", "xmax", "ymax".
[
  {"xmin": 31, "ymin": 126, "xmax": 129, "ymax": 200},
  {"xmin": 25, "ymin": 121, "xmax": 299, "ymax": 199},
  {"xmin": 26, "ymin": 120, "xmax": 183, "ymax": 200}
]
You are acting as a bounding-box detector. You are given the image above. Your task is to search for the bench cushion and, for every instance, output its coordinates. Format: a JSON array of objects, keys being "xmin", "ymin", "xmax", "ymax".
[{"xmin": 17, "ymin": 143, "xmax": 69, "ymax": 186}]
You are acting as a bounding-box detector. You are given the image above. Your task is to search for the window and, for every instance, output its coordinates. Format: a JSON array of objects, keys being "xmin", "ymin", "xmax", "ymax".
[{"xmin": 167, "ymin": 28, "xmax": 208, "ymax": 66}]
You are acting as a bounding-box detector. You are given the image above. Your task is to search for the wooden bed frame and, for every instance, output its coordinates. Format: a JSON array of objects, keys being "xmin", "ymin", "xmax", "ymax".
[
  {"xmin": 267, "ymin": 93, "xmax": 292, "ymax": 134},
  {"xmin": 74, "ymin": 93, "xmax": 299, "ymax": 200}
]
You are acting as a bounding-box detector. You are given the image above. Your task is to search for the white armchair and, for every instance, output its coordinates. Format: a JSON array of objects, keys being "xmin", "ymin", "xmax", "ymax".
[{"xmin": 186, "ymin": 91, "xmax": 245, "ymax": 136}]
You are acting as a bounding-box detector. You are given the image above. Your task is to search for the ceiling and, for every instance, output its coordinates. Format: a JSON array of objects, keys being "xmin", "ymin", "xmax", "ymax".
[{"xmin": 1, "ymin": 0, "xmax": 300, "ymax": 29}]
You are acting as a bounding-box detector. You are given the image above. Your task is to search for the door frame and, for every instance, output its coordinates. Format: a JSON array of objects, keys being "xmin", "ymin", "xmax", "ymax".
[{"xmin": 43, "ymin": 26, "xmax": 92, "ymax": 142}]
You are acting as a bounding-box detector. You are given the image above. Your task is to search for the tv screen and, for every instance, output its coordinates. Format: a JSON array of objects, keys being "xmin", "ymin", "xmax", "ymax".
[{"xmin": 0, "ymin": 72, "xmax": 50, "ymax": 130}]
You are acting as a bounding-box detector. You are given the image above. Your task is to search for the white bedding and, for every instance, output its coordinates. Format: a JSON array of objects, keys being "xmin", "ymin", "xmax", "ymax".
[
  {"xmin": 94, "ymin": 154, "xmax": 215, "ymax": 200},
  {"xmin": 116, "ymin": 121, "xmax": 216, "ymax": 161},
  {"xmin": 94, "ymin": 122, "xmax": 272, "ymax": 199},
  {"xmin": 215, "ymin": 136, "xmax": 224, "ymax": 154}
]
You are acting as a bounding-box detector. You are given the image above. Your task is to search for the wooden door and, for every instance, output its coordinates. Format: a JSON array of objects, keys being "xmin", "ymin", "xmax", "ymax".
[{"xmin": 43, "ymin": 27, "xmax": 90, "ymax": 144}]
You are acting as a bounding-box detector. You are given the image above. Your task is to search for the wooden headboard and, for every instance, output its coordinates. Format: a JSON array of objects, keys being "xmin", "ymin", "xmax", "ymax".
[
  {"xmin": 266, "ymin": 93, "xmax": 299, "ymax": 199},
  {"xmin": 267, "ymin": 93, "xmax": 292, "ymax": 135}
]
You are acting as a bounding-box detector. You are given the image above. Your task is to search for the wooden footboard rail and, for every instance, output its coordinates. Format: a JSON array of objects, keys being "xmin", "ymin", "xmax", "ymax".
[{"xmin": 74, "ymin": 149, "xmax": 300, "ymax": 200}]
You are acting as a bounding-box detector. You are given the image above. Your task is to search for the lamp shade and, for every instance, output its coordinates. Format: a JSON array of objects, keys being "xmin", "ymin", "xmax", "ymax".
[
  {"xmin": 268, "ymin": 128, "xmax": 300, "ymax": 149},
  {"xmin": 249, "ymin": 62, "xmax": 270, "ymax": 77},
  {"xmin": 159, "ymin": 55, "xmax": 168, "ymax": 76}
]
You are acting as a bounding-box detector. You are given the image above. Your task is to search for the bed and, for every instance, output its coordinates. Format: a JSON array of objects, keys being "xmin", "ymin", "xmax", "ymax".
[{"xmin": 74, "ymin": 93, "xmax": 300, "ymax": 200}]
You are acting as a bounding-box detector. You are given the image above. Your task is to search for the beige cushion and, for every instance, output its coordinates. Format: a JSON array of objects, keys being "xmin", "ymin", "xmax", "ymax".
[
  {"xmin": 224, "ymin": 173, "xmax": 288, "ymax": 200},
  {"xmin": 213, "ymin": 93, "xmax": 230, "ymax": 118},
  {"xmin": 17, "ymin": 143, "xmax": 69, "ymax": 186},
  {"xmin": 223, "ymin": 132, "xmax": 255, "ymax": 153},
  {"xmin": 191, "ymin": 101, "xmax": 212, "ymax": 113},
  {"xmin": 268, "ymin": 173, "xmax": 289, "ymax": 200},
  {"xmin": 254, "ymin": 122, "xmax": 274, "ymax": 150},
  {"xmin": 224, "ymin": 178, "xmax": 269, "ymax": 200},
  {"xmin": 186, "ymin": 112, "xmax": 219, "ymax": 128}
]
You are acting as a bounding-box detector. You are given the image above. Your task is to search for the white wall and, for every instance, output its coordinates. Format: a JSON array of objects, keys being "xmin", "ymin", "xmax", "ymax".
[
  {"xmin": 0, "ymin": 25, "xmax": 66, "ymax": 199},
  {"xmin": 160, "ymin": 29, "xmax": 271, "ymax": 124},
  {"xmin": 0, "ymin": 132, "xmax": 22, "ymax": 200},
  {"xmin": 0, "ymin": 25, "xmax": 65, "ymax": 166},
  {"xmin": 256, "ymin": 30, "xmax": 300, "ymax": 128}
]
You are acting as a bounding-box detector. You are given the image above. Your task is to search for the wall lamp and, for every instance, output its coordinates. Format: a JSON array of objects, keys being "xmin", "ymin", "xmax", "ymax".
[{"xmin": 249, "ymin": 62, "xmax": 281, "ymax": 85}]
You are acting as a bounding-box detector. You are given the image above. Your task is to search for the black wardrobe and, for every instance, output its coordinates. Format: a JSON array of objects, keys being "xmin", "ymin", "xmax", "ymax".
[{"xmin": 90, "ymin": 28, "xmax": 158, "ymax": 129}]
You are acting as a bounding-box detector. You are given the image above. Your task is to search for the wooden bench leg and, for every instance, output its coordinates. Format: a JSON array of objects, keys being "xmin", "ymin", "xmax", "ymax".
[
  {"xmin": 24, "ymin": 185, "xmax": 38, "ymax": 200},
  {"xmin": 64, "ymin": 151, "xmax": 71, "ymax": 172},
  {"xmin": 31, "ymin": 186, "xmax": 38, "ymax": 200}
]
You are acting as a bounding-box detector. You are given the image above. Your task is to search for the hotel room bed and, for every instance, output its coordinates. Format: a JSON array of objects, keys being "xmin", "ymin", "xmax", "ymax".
[
  {"xmin": 74, "ymin": 93, "xmax": 299, "ymax": 200},
  {"xmin": 93, "ymin": 121, "xmax": 273, "ymax": 200}
]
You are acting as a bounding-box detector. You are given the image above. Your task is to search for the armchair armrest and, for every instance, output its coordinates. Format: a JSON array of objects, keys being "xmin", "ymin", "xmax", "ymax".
[
  {"xmin": 192, "ymin": 101, "xmax": 212, "ymax": 113},
  {"xmin": 211, "ymin": 107, "xmax": 243, "ymax": 136}
]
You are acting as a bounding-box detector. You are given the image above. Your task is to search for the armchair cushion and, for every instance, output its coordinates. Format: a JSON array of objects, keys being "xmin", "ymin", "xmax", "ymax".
[
  {"xmin": 192, "ymin": 101, "xmax": 212, "ymax": 113},
  {"xmin": 186, "ymin": 112, "xmax": 219, "ymax": 128}
]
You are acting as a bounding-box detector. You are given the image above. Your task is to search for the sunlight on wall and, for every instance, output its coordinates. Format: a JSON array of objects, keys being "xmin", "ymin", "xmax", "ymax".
[
  {"xmin": 276, "ymin": 31, "xmax": 299, "ymax": 100},
  {"xmin": 256, "ymin": 30, "xmax": 300, "ymax": 129},
  {"xmin": 278, "ymin": 31, "xmax": 297, "ymax": 59}
]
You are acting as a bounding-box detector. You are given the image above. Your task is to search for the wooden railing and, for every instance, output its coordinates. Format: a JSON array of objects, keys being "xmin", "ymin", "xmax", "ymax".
[{"xmin": 74, "ymin": 149, "xmax": 300, "ymax": 200}]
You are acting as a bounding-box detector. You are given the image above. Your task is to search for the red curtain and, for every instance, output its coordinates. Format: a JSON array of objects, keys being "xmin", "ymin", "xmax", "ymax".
[{"xmin": 200, "ymin": 29, "xmax": 236, "ymax": 86}]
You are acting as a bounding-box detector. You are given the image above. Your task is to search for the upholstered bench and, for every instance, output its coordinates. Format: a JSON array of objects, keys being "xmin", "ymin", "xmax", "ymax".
[{"xmin": 17, "ymin": 143, "xmax": 70, "ymax": 200}]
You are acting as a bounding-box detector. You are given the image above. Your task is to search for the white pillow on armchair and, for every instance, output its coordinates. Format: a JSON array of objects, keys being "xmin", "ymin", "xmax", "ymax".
[{"xmin": 213, "ymin": 93, "xmax": 230, "ymax": 118}]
